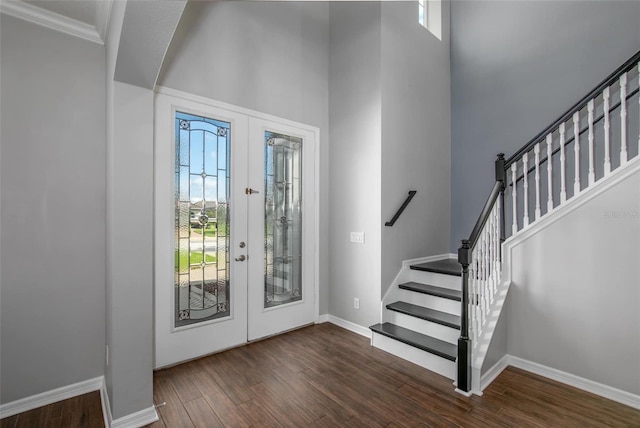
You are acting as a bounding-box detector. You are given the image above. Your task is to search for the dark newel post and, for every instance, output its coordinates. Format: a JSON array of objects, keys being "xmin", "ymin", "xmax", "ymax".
[
  {"xmin": 495, "ymin": 153, "xmax": 506, "ymax": 245},
  {"xmin": 457, "ymin": 239, "xmax": 471, "ymax": 393}
]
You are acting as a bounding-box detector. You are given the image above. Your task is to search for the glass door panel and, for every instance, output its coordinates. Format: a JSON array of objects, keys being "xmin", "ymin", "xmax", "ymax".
[
  {"xmin": 175, "ymin": 112, "xmax": 230, "ymax": 327},
  {"xmin": 264, "ymin": 132, "xmax": 303, "ymax": 308},
  {"xmin": 247, "ymin": 119, "xmax": 316, "ymax": 342}
]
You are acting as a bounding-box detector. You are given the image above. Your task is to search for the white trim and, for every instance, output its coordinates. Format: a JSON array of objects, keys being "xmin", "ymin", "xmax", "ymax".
[
  {"xmin": 100, "ymin": 380, "xmax": 112, "ymax": 428},
  {"xmin": 316, "ymin": 314, "xmax": 330, "ymax": 324},
  {"xmin": 508, "ymin": 355, "xmax": 640, "ymax": 410},
  {"xmin": 505, "ymin": 156, "xmax": 640, "ymax": 249},
  {"xmin": 0, "ymin": 0, "xmax": 104, "ymax": 44},
  {"xmin": 111, "ymin": 406, "xmax": 159, "ymax": 428},
  {"xmin": 400, "ymin": 253, "xmax": 453, "ymax": 269},
  {"xmin": 320, "ymin": 314, "xmax": 371, "ymax": 338},
  {"xmin": 480, "ymin": 354, "xmax": 509, "ymax": 392},
  {"xmin": 0, "ymin": 376, "xmax": 103, "ymax": 418},
  {"xmin": 454, "ymin": 388, "xmax": 473, "ymax": 397},
  {"xmin": 156, "ymin": 86, "xmax": 320, "ymax": 134},
  {"xmin": 95, "ymin": 0, "xmax": 113, "ymax": 43}
]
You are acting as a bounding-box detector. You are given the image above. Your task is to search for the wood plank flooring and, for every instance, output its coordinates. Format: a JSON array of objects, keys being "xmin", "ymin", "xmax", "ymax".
[
  {"xmin": 149, "ymin": 323, "xmax": 640, "ymax": 427},
  {"xmin": 2, "ymin": 323, "xmax": 639, "ymax": 427},
  {"xmin": 0, "ymin": 391, "xmax": 103, "ymax": 428}
]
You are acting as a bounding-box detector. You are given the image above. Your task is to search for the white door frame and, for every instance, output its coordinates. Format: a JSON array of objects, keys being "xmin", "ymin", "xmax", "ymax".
[{"xmin": 153, "ymin": 86, "xmax": 319, "ymax": 368}]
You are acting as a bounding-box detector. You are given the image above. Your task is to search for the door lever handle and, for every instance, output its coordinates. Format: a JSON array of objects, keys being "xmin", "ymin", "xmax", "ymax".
[
  {"xmin": 235, "ymin": 255, "xmax": 246, "ymax": 262},
  {"xmin": 245, "ymin": 188, "xmax": 259, "ymax": 195}
]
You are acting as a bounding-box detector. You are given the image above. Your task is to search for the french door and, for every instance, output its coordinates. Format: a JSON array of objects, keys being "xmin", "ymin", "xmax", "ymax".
[{"xmin": 154, "ymin": 91, "xmax": 317, "ymax": 368}]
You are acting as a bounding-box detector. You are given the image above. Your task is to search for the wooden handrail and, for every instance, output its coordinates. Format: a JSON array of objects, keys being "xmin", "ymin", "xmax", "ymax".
[
  {"xmin": 385, "ymin": 191, "xmax": 417, "ymax": 227},
  {"xmin": 505, "ymin": 50, "xmax": 640, "ymax": 169}
]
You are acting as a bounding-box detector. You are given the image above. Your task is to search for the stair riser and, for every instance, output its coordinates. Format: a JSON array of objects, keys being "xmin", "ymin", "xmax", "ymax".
[
  {"xmin": 408, "ymin": 269, "xmax": 461, "ymax": 290},
  {"xmin": 384, "ymin": 311, "xmax": 459, "ymax": 345},
  {"xmin": 371, "ymin": 332, "xmax": 456, "ymax": 380},
  {"xmin": 396, "ymin": 289, "xmax": 461, "ymax": 316}
]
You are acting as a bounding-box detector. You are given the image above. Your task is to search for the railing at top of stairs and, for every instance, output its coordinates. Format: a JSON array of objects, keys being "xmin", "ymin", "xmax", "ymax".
[{"xmin": 456, "ymin": 50, "xmax": 640, "ymax": 394}]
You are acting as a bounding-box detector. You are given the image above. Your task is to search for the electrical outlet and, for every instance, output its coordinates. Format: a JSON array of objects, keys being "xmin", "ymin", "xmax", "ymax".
[
  {"xmin": 350, "ymin": 232, "xmax": 365, "ymax": 243},
  {"xmin": 354, "ymin": 298, "xmax": 360, "ymax": 309}
]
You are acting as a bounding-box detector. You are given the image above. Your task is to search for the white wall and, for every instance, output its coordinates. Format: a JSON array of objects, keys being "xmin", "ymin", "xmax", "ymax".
[
  {"xmin": 328, "ymin": 2, "xmax": 382, "ymax": 327},
  {"xmin": 157, "ymin": 1, "xmax": 331, "ymax": 315},
  {"xmin": 0, "ymin": 15, "xmax": 106, "ymax": 403},
  {"xmin": 450, "ymin": 0, "xmax": 640, "ymax": 251},
  {"xmin": 380, "ymin": 1, "xmax": 451, "ymax": 295},
  {"xmin": 506, "ymin": 169, "xmax": 640, "ymax": 395}
]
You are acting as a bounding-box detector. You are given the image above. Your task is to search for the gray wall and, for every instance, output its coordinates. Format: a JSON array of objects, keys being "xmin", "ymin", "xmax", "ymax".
[
  {"xmin": 450, "ymin": 0, "xmax": 640, "ymax": 250},
  {"xmin": 380, "ymin": 1, "xmax": 451, "ymax": 296},
  {"xmin": 158, "ymin": 1, "xmax": 331, "ymax": 316},
  {"xmin": 0, "ymin": 15, "xmax": 105, "ymax": 403},
  {"xmin": 107, "ymin": 81, "xmax": 155, "ymax": 419},
  {"xmin": 328, "ymin": 2, "xmax": 382, "ymax": 327},
  {"xmin": 507, "ymin": 170, "xmax": 640, "ymax": 395}
]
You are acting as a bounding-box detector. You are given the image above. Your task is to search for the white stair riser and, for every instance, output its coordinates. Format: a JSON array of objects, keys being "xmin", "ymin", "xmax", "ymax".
[
  {"xmin": 408, "ymin": 270, "xmax": 461, "ymax": 290},
  {"xmin": 384, "ymin": 311, "xmax": 460, "ymax": 345},
  {"xmin": 396, "ymin": 289, "xmax": 460, "ymax": 316},
  {"xmin": 371, "ymin": 332, "xmax": 456, "ymax": 380}
]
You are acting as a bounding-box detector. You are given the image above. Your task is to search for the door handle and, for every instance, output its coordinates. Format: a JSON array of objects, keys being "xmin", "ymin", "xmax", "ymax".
[
  {"xmin": 245, "ymin": 188, "xmax": 259, "ymax": 195},
  {"xmin": 235, "ymin": 255, "xmax": 246, "ymax": 262}
]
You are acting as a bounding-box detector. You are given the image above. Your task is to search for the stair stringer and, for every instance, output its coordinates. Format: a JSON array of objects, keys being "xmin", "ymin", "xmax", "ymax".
[{"xmin": 473, "ymin": 156, "xmax": 640, "ymax": 394}]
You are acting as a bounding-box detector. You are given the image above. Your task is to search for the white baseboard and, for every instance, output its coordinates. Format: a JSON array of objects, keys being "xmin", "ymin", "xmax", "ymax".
[
  {"xmin": 0, "ymin": 376, "xmax": 104, "ymax": 419},
  {"xmin": 317, "ymin": 314, "xmax": 370, "ymax": 338},
  {"xmin": 101, "ymin": 380, "xmax": 112, "ymax": 428},
  {"xmin": 316, "ymin": 314, "xmax": 330, "ymax": 324},
  {"xmin": 480, "ymin": 354, "xmax": 510, "ymax": 392},
  {"xmin": 479, "ymin": 355, "xmax": 640, "ymax": 410},
  {"xmin": 401, "ymin": 253, "xmax": 454, "ymax": 269},
  {"xmin": 111, "ymin": 405, "xmax": 159, "ymax": 428},
  {"xmin": 507, "ymin": 355, "xmax": 640, "ymax": 410}
]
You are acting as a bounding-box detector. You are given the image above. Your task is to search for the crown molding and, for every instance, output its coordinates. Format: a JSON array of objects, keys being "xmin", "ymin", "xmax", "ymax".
[{"xmin": 0, "ymin": 0, "xmax": 104, "ymax": 45}]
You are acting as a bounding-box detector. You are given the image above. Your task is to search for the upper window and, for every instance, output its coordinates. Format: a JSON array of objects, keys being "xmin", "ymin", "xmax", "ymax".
[{"xmin": 418, "ymin": 0, "xmax": 442, "ymax": 41}]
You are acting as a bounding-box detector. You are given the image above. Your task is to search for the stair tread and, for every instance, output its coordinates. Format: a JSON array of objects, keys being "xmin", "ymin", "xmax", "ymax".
[
  {"xmin": 387, "ymin": 301, "xmax": 460, "ymax": 329},
  {"xmin": 370, "ymin": 322, "xmax": 457, "ymax": 361},
  {"xmin": 410, "ymin": 259, "xmax": 461, "ymax": 277},
  {"xmin": 398, "ymin": 282, "xmax": 462, "ymax": 301}
]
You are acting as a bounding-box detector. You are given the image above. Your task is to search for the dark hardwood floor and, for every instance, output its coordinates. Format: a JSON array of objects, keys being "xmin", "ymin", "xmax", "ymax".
[
  {"xmin": 0, "ymin": 391, "xmax": 103, "ymax": 428},
  {"xmin": 2, "ymin": 323, "xmax": 639, "ymax": 427}
]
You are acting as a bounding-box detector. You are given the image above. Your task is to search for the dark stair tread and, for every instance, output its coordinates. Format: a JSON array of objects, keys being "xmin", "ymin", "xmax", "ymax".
[
  {"xmin": 387, "ymin": 301, "xmax": 460, "ymax": 329},
  {"xmin": 398, "ymin": 282, "xmax": 462, "ymax": 302},
  {"xmin": 410, "ymin": 259, "xmax": 461, "ymax": 277},
  {"xmin": 370, "ymin": 323, "xmax": 457, "ymax": 361}
]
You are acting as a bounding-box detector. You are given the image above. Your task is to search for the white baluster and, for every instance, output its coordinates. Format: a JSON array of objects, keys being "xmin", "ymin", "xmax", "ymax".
[
  {"xmin": 534, "ymin": 143, "xmax": 541, "ymax": 220},
  {"xmin": 620, "ymin": 73, "xmax": 628, "ymax": 164},
  {"xmin": 546, "ymin": 134, "xmax": 553, "ymax": 212},
  {"xmin": 482, "ymin": 229, "xmax": 489, "ymax": 325},
  {"xmin": 587, "ymin": 99, "xmax": 595, "ymax": 185},
  {"xmin": 523, "ymin": 153, "xmax": 529, "ymax": 227},
  {"xmin": 511, "ymin": 163, "xmax": 518, "ymax": 234},
  {"xmin": 573, "ymin": 112, "xmax": 581, "ymax": 195},
  {"xmin": 604, "ymin": 87, "xmax": 611, "ymax": 175},
  {"xmin": 560, "ymin": 123, "xmax": 567, "ymax": 202},
  {"xmin": 491, "ymin": 206, "xmax": 498, "ymax": 300},
  {"xmin": 469, "ymin": 254, "xmax": 480, "ymax": 340}
]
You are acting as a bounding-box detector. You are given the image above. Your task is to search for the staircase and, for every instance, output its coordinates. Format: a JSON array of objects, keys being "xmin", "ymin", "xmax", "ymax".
[
  {"xmin": 370, "ymin": 258, "xmax": 462, "ymax": 381},
  {"xmin": 371, "ymin": 49, "xmax": 640, "ymax": 396}
]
